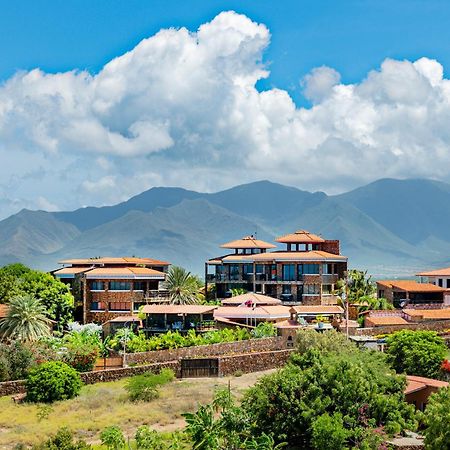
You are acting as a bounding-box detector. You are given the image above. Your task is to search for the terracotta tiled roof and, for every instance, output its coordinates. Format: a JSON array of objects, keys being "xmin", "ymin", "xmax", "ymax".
[
  {"xmin": 53, "ymin": 267, "xmax": 91, "ymax": 276},
  {"xmin": 103, "ymin": 315, "xmax": 142, "ymax": 324},
  {"xmin": 85, "ymin": 267, "xmax": 165, "ymax": 279},
  {"xmin": 417, "ymin": 267, "xmax": 450, "ymax": 277},
  {"xmin": 0, "ymin": 304, "xmax": 9, "ymax": 318},
  {"xmin": 220, "ymin": 236, "xmax": 276, "ymax": 249},
  {"xmin": 275, "ymin": 230, "xmax": 325, "ymax": 243},
  {"xmin": 221, "ymin": 293, "xmax": 282, "ymax": 306},
  {"xmin": 376, "ymin": 280, "xmax": 446, "ymax": 293},
  {"xmin": 365, "ymin": 316, "xmax": 409, "ymax": 326},
  {"xmin": 222, "ymin": 250, "xmax": 347, "ymax": 263},
  {"xmin": 142, "ymin": 305, "xmax": 217, "ymax": 315},
  {"xmin": 403, "ymin": 308, "xmax": 450, "ymax": 320},
  {"xmin": 214, "ymin": 305, "xmax": 291, "ymax": 320},
  {"xmin": 58, "ymin": 257, "xmax": 170, "ymax": 266},
  {"xmin": 275, "ymin": 319, "xmax": 305, "ymax": 329},
  {"xmin": 406, "ymin": 375, "xmax": 449, "ymax": 390},
  {"xmin": 290, "ymin": 305, "xmax": 344, "ymax": 315}
]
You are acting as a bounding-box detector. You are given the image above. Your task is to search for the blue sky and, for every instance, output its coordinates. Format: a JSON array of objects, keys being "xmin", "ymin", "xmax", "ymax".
[
  {"xmin": 2, "ymin": 1, "xmax": 450, "ymax": 217},
  {"xmin": 2, "ymin": 0, "xmax": 450, "ymax": 104}
]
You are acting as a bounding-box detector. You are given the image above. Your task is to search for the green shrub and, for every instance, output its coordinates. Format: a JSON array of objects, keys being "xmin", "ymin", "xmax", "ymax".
[
  {"xmin": 32, "ymin": 426, "xmax": 92, "ymax": 449},
  {"xmin": 125, "ymin": 368, "xmax": 175, "ymax": 402},
  {"xmin": 423, "ymin": 386, "xmax": 450, "ymax": 450},
  {"xmin": 62, "ymin": 343, "xmax": 99, "ymax": 372},
  {"xmin": 100, "ymin": 426, "xmax": 125, "ymax": 450},
  {"xmin": 0, "ymin": 341, "xmax": 35, "ymax": 381},
  {"xmin": 135, "ymin": 425, "xmax": 166, "ymax": 449},
  {"xmin": 250, "ymin": 322, "xmax": 277, "ymax": 338},
  {"xmin": 26, "ymin": 361, "xmax": 82, "ymax": 403},
  {"xmin": 311, "ymin": 412, "xmax": 349, "ymax": 450}
]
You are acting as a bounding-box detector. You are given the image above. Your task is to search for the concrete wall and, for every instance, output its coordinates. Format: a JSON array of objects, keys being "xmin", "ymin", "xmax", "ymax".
[{"xmin": 124, "ymin": 337, "xmax": 287, "ymax": 365}]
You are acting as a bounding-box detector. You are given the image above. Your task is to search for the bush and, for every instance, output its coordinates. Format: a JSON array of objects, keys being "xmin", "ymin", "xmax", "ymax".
[
  {"xmin": 311, "ymin": 412, "xmax": 349, "ymax": 450},
  {"xmin": 250, "ymin": 322, "xmax": 277, "ymax": 338},
  {"xmin": 125, "ymin": 368, "xmax": 175, "ymax": 402},
  {"xmin": 26, "ymin": 361, "xmax": 82, "ymax": 403},
  {"xmin": 386, "ymin": 330, "xmax": 447, "ymax": 378},
  {"xmin": 135, "ymin": 425, "xmax": 166, "ymax": 449},
  {"xmin": 62, "ymin": 343, "xmax": 99, "ymax": 372},
  {"xmin": 423, "ymin": 386, "xmax": 450, "ymax": 450},
  {"xmin": 0, "ymin": 341, "xmax": 35, "ymax": 381},
  {"xmin": 32, "ymin": 426, "xmax": 92, "ymax": 449},
  {"xmin": 100, "ymin": 426, "xmax": 125, "ymax": 450}
]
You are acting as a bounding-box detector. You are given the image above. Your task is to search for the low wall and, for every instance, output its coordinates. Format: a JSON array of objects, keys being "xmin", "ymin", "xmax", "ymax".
[
  {"xmin": 0, "ymin": 379, "xmax": 26, "ymax": 397},
  {"xmin": 355, "ymin": 319, "xmax": 450, "ymax": 336},
  {"xmin": 125, "ymin": 337, "xmax": 286, "ymax": 365},
  {"xmin": 218, "ymin": 349, "xmax": 293, "ymax": 376}
]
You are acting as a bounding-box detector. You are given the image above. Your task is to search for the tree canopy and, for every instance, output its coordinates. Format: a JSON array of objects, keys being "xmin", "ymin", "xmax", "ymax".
[
  {"xmin": 386, "ymin": 330, "xmax": 447, "ymax": 378},
  {"xmin": 423, "ymin": 386, "xmax": 450, "ymax": 450},
  {"xmin": 164, "ymin": 266, "xmax": 203, "ymax": 305}
]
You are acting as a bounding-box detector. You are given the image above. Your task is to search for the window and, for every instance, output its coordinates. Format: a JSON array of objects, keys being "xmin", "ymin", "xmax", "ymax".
[
  {"xmin": 229, "ymin": 265, "xmax": 240, "ymax": 281},
  {"xmin": 438, "ymin": 278, "xmax": 443, "ymax": 287},
  {"xmin": 90, "ymin": 302, "xmax": 105, "ymax": 311},
  {"xmin": 243, "ymin": 264, "xmax": 253, "ymax": 275},
  {"xmin": 270, "ymin": 264, "xmax": 277, "ymax": 281},
  {"xmin": 298, "ymin": 264, "xmax": 320, "ymax": 275},
  {"xmin": 322, "ymin": 284, "xmax": 333, "ymax": 294},
  {"xmin": 378, "ymin": 289, "xmax": 385, "ymax": 298},
  {"xmin": 282, "ymin": 264, "xmax": 295, "ymax": 281},
  {"xmin": 303, "ymin": 284, "xmax": 320, "ymax": 295},
  {"xmin": 282, "ymin": 285, "xmax": 291, "ymax": 294},
  {"xmin": 255, "ymin": 284, "xmax": 262, "ymax": 293},
  {"xmin": 255, "ymin": 264, "xmax": 263, "ymax": 274},
  {"xmin": 447, "ymin": 279, "xmax": 450, "ymax": 289},
  {"xmin": 91, "ymin": 281, "xmax": 104, "ymax": 291},
  {"xmin": 322, "ymin": 263, "xmax": 334, "ymax": 275},
  {"xmin": 134, "ymin": 281, "xmax": 145, "ymax": 291},
  {"xmin": 109, "ymin": 302, "xmax": 130, "ymax": 311},
  {"xmin": 109, "ymin": 281, "xmax": 131, "ymax": 291}
]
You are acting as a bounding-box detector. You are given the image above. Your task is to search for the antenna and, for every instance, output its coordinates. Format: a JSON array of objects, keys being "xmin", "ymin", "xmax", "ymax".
[{"xmin": 254, "ymin": 225, "xmax": 258, "ymax": 239}]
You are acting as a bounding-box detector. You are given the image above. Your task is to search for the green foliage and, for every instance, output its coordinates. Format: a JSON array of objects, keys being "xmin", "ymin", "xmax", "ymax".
[
  {"xmin": 32, "ymin": 427, "xmax": 92, "ymax": 449},
  {"xmin": 294, "ymin": 328, "xmax": 357, "ymax": 356},
  {"xmin": 62, "ymin": 343, "xmax": 99, "ymax": 372},
  {"xmin": 423, "ymin": 386, "xmax": 450, "ymax": 450},
  {"xmin": 231, "ymin": 288, "xmax": 247, "ymax": 297},
  {"xmin": 165, "ymin": 266, "xmax": 203, "ymax": 305},
  {"xmin": 100, "ymin": 426, "xmax": 125, "ymax": 450},
  {"xmin": 26, "ymin": 361, "xmax": 82, "ymax": 403},
  {"xmin": 242, "ymin": 341, "xmax": 417, "ymax": 448},
  {"xmin": 110, "ymin": 327, "xmax": 257, "ymax": 353},
  {"xmin": 250, "ymin": 322, "xmax": 276, "ymax": 338},
  {"xmin": 334, "ymin": 269, "xmax": 376, "ymax": 303},
  {"xmin": 0, "ymin": 294, "xmax": 52, "ymax": 342},
  {"xmin": 135, "ymin": 425, "xmax": 166, "ymax": 449},
  {"xmin": 311, "ymin": 412, "xmax": 349, "ymax": 450},
  {"xmin": 0, "ymin": 340, "xmax": 35, "ymax": 381},
  {"xmin": 125, "ymin": 368, "xmax": 175, "ymax": 402},
  {"xmin": 386, "ymin": 330, "xmax": 447, "ymax": 378}
]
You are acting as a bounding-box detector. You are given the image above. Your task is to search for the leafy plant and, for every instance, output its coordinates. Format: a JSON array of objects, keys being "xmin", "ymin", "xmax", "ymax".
[
  {"xmin": 0, "ymin": 340, "xmax": 35, "ymax": 381},
  {"xmin": 386, "ymin": 330, "xmax": 447, "ymax": 378},
  {"xmin": 125, "ymin": 368, "xmax": 175, "ymax": 402},
  {"xmin": 164, "ymin": 266, "xmax": 203, "ymax": 305},
  {"xmin": 31, "ymin": 426, "xmax": 92, "ymax": 449},
  {"xmin": 62, "ymin": 343, "xmax": 99, "ymax": 372},
  {"xmin": 423, "ymin": 386, "xmax": 450, "ymax": 450},
  {"xmin": 135, "ymin": 425, "xmax": 166, "ymax": 449},
  {"xmin": 100, "ymin": 426, "xmax": 126, "ymax": 450},
  {"xmin": 26, "ymin": 361, "xmax": 82, "ymax": 403},
  {"xmin": 250, "ymin": 322, "xmax": 276, "ymax": 338},
  {"xmin": 0, "ymin": 294, "xmax": 52, "ymax": 342}
]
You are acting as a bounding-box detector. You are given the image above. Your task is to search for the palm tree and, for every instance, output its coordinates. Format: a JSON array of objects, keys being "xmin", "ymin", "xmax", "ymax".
[
  {"xmin": 164, "ymin": 266, "xmax": 203, "ymax": 305},
  {"xmin": 0, "ymin": 294, "xmax": 51, "ymax": 341}
]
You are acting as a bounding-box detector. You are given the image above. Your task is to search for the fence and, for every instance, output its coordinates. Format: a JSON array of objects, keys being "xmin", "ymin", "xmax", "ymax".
[{"xmin": 93, "ymin": 357, "xmax": 123, "ymax": 371}]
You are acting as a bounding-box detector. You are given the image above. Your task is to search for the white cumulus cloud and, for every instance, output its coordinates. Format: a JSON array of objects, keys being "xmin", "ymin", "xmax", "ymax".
[{"xmin": 1, "ymin": 11, "xmax": 450, "ymax": 218}]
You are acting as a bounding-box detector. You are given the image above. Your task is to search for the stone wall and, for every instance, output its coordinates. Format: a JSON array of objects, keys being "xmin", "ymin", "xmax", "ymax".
[
  {"xmin": 218, "ymin": 349, "xmax": 293, "ymax": 376},
  {"xmin": 125, "ymin": 337, "xmax": 287, "ymax": 365},
  {"xmin": 0, "ymin": 379, "xmax": 26, "ymax": 397},
  {"xmin": 355, "ymin": 319, "xmax": 450, "ymax": 336}
]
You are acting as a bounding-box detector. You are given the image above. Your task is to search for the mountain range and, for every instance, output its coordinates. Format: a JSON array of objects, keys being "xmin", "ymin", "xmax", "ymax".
[{"xmin": 2, "ymin": 178, "xmax": 450, "ymax": 277}]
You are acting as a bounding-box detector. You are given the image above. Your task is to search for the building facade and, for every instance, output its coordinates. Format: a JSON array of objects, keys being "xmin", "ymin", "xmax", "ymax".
[
  {"xmin": 417, "ymin": 266, "xmax": 450, "ymax": 305},
  {"xmin": 53, "ymin": 257, "xmax": 170, "ymax": 323},
  {"xmin": 205, "ymin": 231, "xmax": 347, "ymax": 305}
]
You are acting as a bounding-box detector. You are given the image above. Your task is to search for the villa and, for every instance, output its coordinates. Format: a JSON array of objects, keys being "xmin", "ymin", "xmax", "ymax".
[
  {"xmin": 205, "ymin": 230, "xmax": 347, "ymax": 305},
  {"xmin": 417, "ymin": 266, "xmax": 450, "ymax": 305},
  {"xmin": 53, "ymin": 257, "xmax": 170, "ymax": 323}
]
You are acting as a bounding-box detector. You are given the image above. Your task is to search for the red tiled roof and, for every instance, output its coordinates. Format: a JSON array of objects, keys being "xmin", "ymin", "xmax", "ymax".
[
  {"xmin": 290, "ymin": 305, "xmax": 344, "ymax": 315},
  {"xmin": 403, "ymin": 308, "xmax": 450, "ymax": 320},
  {"xmin": 376, "ymin": 280, "xmax": 446, "ymax": 293},
  {"xmin": 222, "ymin": 250, "xmax": 347, "ymax": 263},
  {"xmin": 53, "ymin": 267, "xmax": 91, "ymax": 276},
  {"xmin": 221, "ymin": 293, "xmax": 282, "ymax": 306},
  {"xmin": 59, "ymin": 257, "xmax": 170, "ymax": 266},
  {"xmin": 0, "ymin": 304, "xmax": 9, "ymax": 318},
  {"xmin": 142, "ymin": 305, "xmax": 217, "ymax": 315},
  {"xmin": 275, "ymin": 230, "xmax": 325, "ymax": 244},
  {"xmin": 85, "ymin": 267, "xmax": 165, "ymax": 279},
  {"xmin": 406, "ymin": 375, "xmax": 449, "ymax": 390},
  {"xmin": 365, "ymin": 316, "xmax": 409, "ymax": 326},
  {"xmin": 221, "ymin": 236, "xmax": 276, "ymax": 249},
  {"xmin": 417, "ymin": 267, "xmax": 450, "ymax": 277},
  {"xmin": 103, "ymin": 315, "xmax": 142, "ymax": 324},
  {"xmin": 214, "ymin": 305, "xmax": 291, "ymax": 320}
]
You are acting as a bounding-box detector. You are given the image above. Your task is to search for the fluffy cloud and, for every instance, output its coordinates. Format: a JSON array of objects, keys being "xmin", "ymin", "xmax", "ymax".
[{"xmin": 1, "ymin": 11, "xmax": 450, "ymax": 218}]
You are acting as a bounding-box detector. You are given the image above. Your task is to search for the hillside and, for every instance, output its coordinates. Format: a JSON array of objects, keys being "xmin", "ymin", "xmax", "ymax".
[{"xmin": 1, "ymin": 178, "xmax": 450, "ymax": 276}]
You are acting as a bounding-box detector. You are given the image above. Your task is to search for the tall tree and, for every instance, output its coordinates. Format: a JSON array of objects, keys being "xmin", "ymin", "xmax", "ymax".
[
  {"xmin": 164, "ymin": 266, "xmax": 202, "ymax": 305},
  {"xmin": 0, "ymin": 294, "xmax": 52, "ymax": 342}
]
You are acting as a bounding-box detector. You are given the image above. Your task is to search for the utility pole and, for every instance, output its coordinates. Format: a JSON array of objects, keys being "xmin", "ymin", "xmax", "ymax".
[{"xmin": 343, "ymin": 271, "xmax": 349, "ymax": 339}]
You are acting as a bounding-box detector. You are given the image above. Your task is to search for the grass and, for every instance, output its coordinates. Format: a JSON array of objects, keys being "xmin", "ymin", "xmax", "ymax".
[{"xmin": 0, "ymin": 370, "xmax": 272, "ymax": 448}]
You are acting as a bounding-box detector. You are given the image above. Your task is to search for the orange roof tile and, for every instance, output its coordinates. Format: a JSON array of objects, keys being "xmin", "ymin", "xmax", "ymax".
[
  {"xmin": 85, "ymin": 267, "xmax": 165, "ymax": 279},
  {"xmin": 103, "ymin": 315, "xmax": 142, "ymax": 324},
  {"xmin": 222, "ymin": 250, "xmax": 346, "ymax": 263},
  {"xmin": 365, "ymin": 316, "xmax": 409, "ymax": 326},
  {"xmin": 53, "ymin": 267, "xmax": 91, "ymax": 276},
  {"xmin": 142, "ymin": 305, "xmax": 217, "ymax": 315},
  {"xmin": 59, "ymin": 257, "xmax": 170, "ymax": 266},
  {"xmin": 376, "ymin": 280, "xmax": 446, "ymax": 293},
  {"xmin": 417, "ymin": 267, "xmax": 450, "ymax": 277},
  {"xmin": 275, "ymin": 319, "xmax": 305, "ymax": 329},
  {"xmin": 291, "ymin": 305, "xmax": 344, "ymax": 315},
  {"xmin": 403, "ymin": 308, "xmax": 450, "ymax": 320},
  {"xmin": 221, "ymin": 293, "xmax": 282, "ymax": 306},
  {"xmin": 406, "ymin": 375, "xmax": 449, "ymax": 389},
  {"xmin": 275, "ymin": 230, "xmax": 325, "ymax": 244},
  {"xmin": 221, "ymin": 236, "xmax": 276, "ymax": 249}
]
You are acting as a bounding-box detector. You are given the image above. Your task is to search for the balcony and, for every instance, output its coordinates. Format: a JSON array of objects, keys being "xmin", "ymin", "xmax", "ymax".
[
  {"xmin": 206, "ymin": 274, "xmax": 216, "ymax": 282},
  {"xmin": 322, "ymin": 274, "xmax": 338, "ymax": 284},
  {"xmin": 145, "ymin": 290, "xmax": 170, "ymax": 302}
]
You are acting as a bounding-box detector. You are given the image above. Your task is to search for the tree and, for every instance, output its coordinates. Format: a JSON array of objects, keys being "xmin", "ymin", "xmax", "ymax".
[
  {"xmin": 0, "ymin": 263, "xmax": 30, "ymax": 303},
  {"xmin": 19, "ymin": 271, "xmax": 74, "ymax": 329},
  {"xmin": 100, "ymin": 426, "xmax": 125, "ymax": 450},
  {"xmin": 386, "ymin": 330, "xmax": 447, "ymax": 378},
  {"xmin": 164, "ymin": 266, "xmax": 203, "ymax": 305},
  {"xmin": 242, "ymin": 336, "xmax": 418, "ymax": 448},
  {"xmin": 0, "ymin": 294, "xmax": 52, "ymax": 341},
  {"xmin": 334, "ymin": 269, "xmax": 376, "ymax": 304},
  {"xmin": 423, "ymin": 386, "xmax": 450, "ymax": 450}
]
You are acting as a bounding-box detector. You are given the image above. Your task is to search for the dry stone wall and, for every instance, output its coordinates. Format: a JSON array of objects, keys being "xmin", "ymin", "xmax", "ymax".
[{"xmin": 356, "ymin": 319, "xmax": 450, "ymax": 336}]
